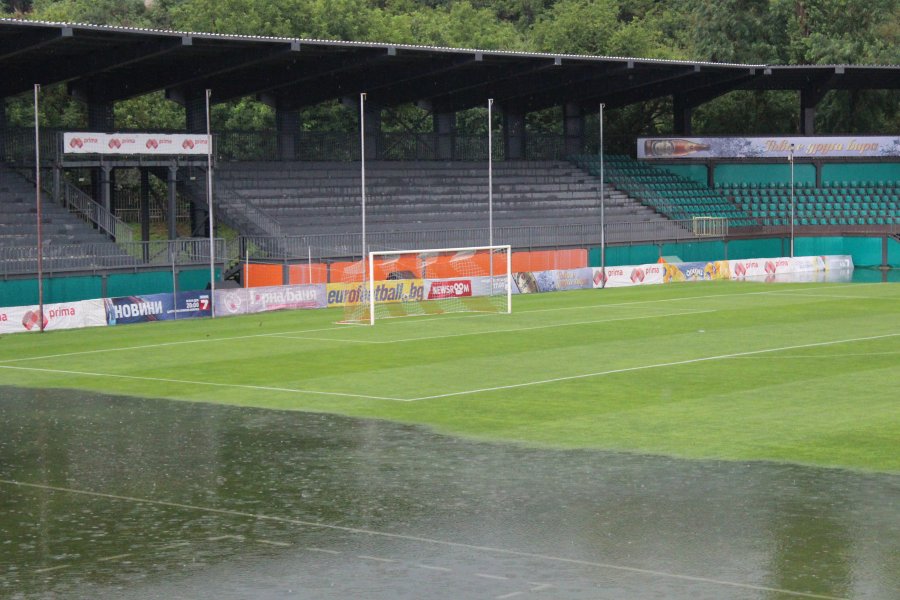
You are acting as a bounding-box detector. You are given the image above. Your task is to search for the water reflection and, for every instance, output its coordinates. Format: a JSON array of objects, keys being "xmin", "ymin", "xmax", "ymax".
[{"xmin": 1, "ymin": 387, "xmax": 897, "ymax": 599}]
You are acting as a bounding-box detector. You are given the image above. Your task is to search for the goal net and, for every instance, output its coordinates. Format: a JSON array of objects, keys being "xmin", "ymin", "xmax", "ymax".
[{"xmin": 340, "ymin": 245, "xmax": 512, "ymax": 325}]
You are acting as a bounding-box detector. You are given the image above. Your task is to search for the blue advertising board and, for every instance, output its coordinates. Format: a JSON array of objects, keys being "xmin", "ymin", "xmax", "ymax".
[{"xmin": 104, "ymin": 291, "xmax": 212, "ymax": 325}]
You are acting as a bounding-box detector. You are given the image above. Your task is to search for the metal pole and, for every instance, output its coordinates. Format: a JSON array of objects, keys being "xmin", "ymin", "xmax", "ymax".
[
  {"xmin": 360, "ymin": 92, "xmax": 367, "ymax": 280},
  {"xmin": 206, "ymin": 89, "xmax": 216, "ymax": 317},
  {"xmin": 599, "ymin": 103, "xmax": 606, "ymax": 289},
  {"xmin": 172, "ymin": 243, "xmax": 178, "ymax": 320},
  {"xmin": 789, "ymin": 143, "xmax": 795, "ymax": 258},
  {"xmin": 34, "ymin": 84, "xmax": 44, "ymax": 332},
  {"xmin": 488, "ymin": 98, "xmax": 494, "ymax": 249},
  {"xmin": 488, "ymin": 98, "xmax": 495, "ymax": 288},
  {"xmin": 308, "ymin": 246, "xmax": 312, "ymax": 285}
]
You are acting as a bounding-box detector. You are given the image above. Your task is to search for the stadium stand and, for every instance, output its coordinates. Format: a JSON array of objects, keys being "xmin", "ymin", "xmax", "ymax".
[
  {"xmin": 0, "ymin": 164, "xmax": 135, "ymax": 274},
  {"xmin": 214, "ymin": 160, "xmax": 678, "ymax": 241},
  {"xmin": 572, "ymin": 155, "xmax": 755, "ymax": 227},
  {"xmin": 718, "ymin": 179, "xmax": 900, "ymax": 227}
]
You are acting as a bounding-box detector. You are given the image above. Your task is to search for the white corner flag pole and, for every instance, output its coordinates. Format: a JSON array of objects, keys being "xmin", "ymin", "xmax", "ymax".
[
  {"xmin": 34, "ymin": 84, "xmax": 45, "ymax": 332},
  {"xmin": 206, "ymin": 89, "xmax": 216, "ymax": 317}
]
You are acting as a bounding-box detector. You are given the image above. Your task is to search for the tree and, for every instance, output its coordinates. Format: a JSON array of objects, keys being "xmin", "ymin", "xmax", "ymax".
[
  {"xmin": 28, "ymin": 0, "xmax": 154, "ymax": 27},
  {"xmin": 680, "ymin": 0, "xmax": 788, "ymax": 64}
]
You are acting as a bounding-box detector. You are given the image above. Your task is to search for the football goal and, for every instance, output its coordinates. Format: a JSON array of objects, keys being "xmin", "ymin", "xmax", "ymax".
[{"xmin": 340, "ymin": 245, "xmax": 512, "ymax": 325}]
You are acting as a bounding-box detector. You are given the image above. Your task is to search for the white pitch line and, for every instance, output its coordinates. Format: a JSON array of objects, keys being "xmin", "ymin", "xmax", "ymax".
[
  {"xmin": 729, "ymin": 351, "xmax": 900, "ymax": 360},
  {"xmin": 306, "ymin": 547, "xmax": 341, "ymax": 555},
  {"xmin": 266, "ymin": 335, "xmax": 383, "ymax": 344},
  {"xmin": 496, "ymin": 592, "xmax": 525, "ymax": 600},
  {"xmin": 528, "ymin": 582, "xmax": 552, "ymax": 591},
  {"xmin": 416, "ymin": 564, "xmax": 452, "ymax": 572},
  {"xmin": 208, "ymin": 535, "xmax": 244, "ymax": 542},
  {"xmin": 97, "ymin": 553, "xmax": 131, "ymax": 562},
  {"xmin": 765, "ymin": 291, "xmax": 880, "ymax": 300},
  {"xmin": 514, "ymin": 282, "xmax": 887, "ymax": 316},
  {"xmin": 274, "ymin": 309, "xmax": 716, "ymax": 346},
  {"xmin": 358, "ymin": 555, "xmax": 398, "ymax": 563},
  {"xmin": 0, "ymin": 478, "xmax": 846, "ymax": 600},
  {"xmin": 0, "ymin": 365, "xmax": 406, "ymax": 402},
  {"xmin": 2, "ymin": 283, "xmax": 880, "ymax": 365},
  {"xmin": 476, "ymin": 573, "xmax": 510, "ymax": 580},
  {"xmin": 409, "ymin": 332, "xmax": 900, "ymax": 401},
  {"xmin": 34, "ymin": 564, "xmax": 69, "ymax": 574},
  {"xmin": 258, "ymin": 539, "xmax": 291, "ymax": 547},
  {"xmin": 158, "ymin": 541, "xmax": 191, "ymax": 550}
]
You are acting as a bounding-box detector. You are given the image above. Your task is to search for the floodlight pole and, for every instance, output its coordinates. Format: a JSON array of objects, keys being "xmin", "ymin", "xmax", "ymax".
[
  {"xmin": 488, "ymin": 98, "xmax": 494, "ymax": 286},
  {"xmin": 599, "ymin": 103, "xmax": 606, "ymax": 289},
  {"xmin": 360, "ymin": 92, "xmax": 367, "ymax": 275},
  {"xmin": 34, "ymin": 84, "xmax": 44, "ymax": 332},
  {"xmin": 789, "ymin": 143, "xmax": 795, "ymax": 258},
  {"xmin": 206, "ymin": 89, "xmax": 216, "ymax": 317},
  {"xmin": 488, "ymin": 98, "xmax": 494, "ymax": 249}
]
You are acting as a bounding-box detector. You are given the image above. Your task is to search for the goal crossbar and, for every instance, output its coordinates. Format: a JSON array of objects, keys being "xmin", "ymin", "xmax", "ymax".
[{"xmin": 345, "ymin": 245, "xmax": 512, "ymax": 325}]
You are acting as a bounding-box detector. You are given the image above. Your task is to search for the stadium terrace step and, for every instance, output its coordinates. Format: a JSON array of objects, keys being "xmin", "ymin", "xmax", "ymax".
[
  {"xmin": 0, "ymin": 164, "xmax": 135, "ymax": 274},
  {"xmin": 214, "ymin": 159, "xmax": 678, "ymax": 241}
]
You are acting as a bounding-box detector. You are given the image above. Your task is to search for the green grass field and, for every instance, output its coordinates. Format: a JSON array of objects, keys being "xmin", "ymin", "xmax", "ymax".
[{"xmin": 2, "ymin": 280, "xmax": 898, "ymax": 472}]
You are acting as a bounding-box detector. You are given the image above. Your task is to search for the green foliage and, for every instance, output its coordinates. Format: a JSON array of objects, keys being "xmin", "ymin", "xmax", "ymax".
[
  {"xmin": 6, "ymin": 85, "xmax": 85, "ymax": 128},
  {"xmin": 29, "ymin": 0, "xmax": 154, "ymax": 27},
  {"xmin": 4, "ymin": 0, "xmax": 898, "ymax": 136},
  {"xmin": 211, "ymin": 98, "xmax": 274, "ymax": 131},
  {"xmin": 114, "ymin": 93, "xmax": 185, "ymax": 131},
  {"xmin": 783, "ymin": 0, "xmax": 900, "ymax": 64},
  {"xmin": 531, "ymin": 0, "xmax": 620, "ymax": 55},
  {"xmin": 681, "ymin": 0, "xmax": 788, "ymax": 64},
  {"xmin": 693, "ymin": 90, "xmax": 797, "ymax": 135}
]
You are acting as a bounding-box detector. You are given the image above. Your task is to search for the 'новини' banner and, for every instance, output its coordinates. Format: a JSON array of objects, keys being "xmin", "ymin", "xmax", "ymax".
[{"xmin": 104, "ymin": 291, "xmax": 211, "ymax": 325}]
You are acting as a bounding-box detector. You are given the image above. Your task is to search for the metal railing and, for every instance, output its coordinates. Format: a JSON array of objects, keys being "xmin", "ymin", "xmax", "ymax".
[
  {"xmin": 233, "ymin": 220, "xmax": 699, "ymax": 263},
  {"xmin": 58, "ymin": 179, "xmax": 134, "ymax": 244},
  {"xmin": 214, "ymin": 179, "xmax": 283, "ymax": 239},
  {"xmin": 0, "ymin": 238, "xmax": 227, "ymax": 277}
]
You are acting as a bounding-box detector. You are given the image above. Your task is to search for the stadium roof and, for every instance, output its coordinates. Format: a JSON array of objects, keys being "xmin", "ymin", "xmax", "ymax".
[{"xmin": 2, "ymin": 18, "xmax": 898, "ymax": 113}]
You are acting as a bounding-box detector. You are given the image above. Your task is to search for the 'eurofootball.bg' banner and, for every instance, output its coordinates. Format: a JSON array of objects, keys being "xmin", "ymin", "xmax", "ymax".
[{"xmin": 104, "ymin": 291, "xmax": 211, "ymax": 325}]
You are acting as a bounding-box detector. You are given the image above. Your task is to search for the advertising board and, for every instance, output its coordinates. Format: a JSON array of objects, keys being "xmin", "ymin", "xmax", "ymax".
[
  {"xmin": 64, "ymin": 132, "xmax": 210, "ymax": 155},
  {"xmin": 0, "ymin": 299, "xmax": 106, "ymax": 334},
  {"xmin": 104, "ymin": 291, "xmax": 211, "ymax": 325},
  {"xmin": 215, "ymin": 284, "xmax": 327, "ymax": 316},
  {"xmin": 638, "ymin": 136, "xmax": 900, "ymax": 159},
  {"xmin": 325, "ymin": 280, "xmax": 425, "ymax": 307}
]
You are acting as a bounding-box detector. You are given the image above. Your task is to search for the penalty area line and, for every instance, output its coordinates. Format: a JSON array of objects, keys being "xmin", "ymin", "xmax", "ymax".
[
  {"xmin": 0, "ymin": 479, "xmax": 847, "ymax": 600},
  {"xmin": 409, "ymin": 332, "xmax": 900, "ymax": 401},
  {"xmin": 0, "ymin": 365, "xmax": 407, "ymax": 402}
]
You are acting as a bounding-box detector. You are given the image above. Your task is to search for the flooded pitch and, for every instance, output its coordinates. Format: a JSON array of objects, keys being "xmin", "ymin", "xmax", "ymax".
[{"xmin": 1, "ymin": 387, "xmax": 897, "ymax": 599}]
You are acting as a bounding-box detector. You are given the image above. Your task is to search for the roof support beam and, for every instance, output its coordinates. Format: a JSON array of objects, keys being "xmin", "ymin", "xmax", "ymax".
[
  {"xmin": 93, "ymin": 41, "xmax": 298, "ymax": 102},
  {"xmin": 211, "ymin": 48, "xmax": 390, "ymax": 106},
  {"xmin": 0, "ymin": 26, "xmax": 71, "ymax": 61}
]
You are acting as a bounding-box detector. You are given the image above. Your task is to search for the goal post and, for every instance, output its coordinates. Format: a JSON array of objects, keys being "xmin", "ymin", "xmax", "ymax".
[
  {"xmin": 692, "ymin": 216, "xmax": 728, "ymax": 237},
  {"xmin": 339, "ymin": 245, "xmax": 512, "ymax": 325}
]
